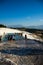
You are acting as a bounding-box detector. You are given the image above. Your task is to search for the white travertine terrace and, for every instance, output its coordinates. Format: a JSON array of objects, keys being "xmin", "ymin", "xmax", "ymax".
[
  {"xmin": 0, "ymin": 28, "xmax": 22, "ymax": 36},
  {"xmin": 0, "ymin": 28, "xmax": 42, "ymax": 41}
]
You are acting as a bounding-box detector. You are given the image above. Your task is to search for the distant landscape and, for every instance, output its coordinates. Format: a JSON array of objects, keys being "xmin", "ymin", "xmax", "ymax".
[
  {"xmin": 7, "ymin": 24, "xmax": 43, "ymax": 30},
  {"xmin": 0, "ymin": 24, "xmax": 43, "ymax": 39}
]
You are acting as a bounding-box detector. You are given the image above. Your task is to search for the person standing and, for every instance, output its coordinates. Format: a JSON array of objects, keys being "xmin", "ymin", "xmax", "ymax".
[
  {"xmin": 0, "ymin": 36, "xmax": 1, "ymax": 41},
  {"xmin": 25, "ymin": 35, "xmax": 27, "ymax": 40}
]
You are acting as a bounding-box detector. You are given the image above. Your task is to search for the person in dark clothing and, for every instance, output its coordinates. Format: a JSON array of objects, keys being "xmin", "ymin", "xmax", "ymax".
[
  {"xmin": 0, "ymin": 36, "xmax": 1, "ymax": 41},
  {"xmin": 10, "ymin": 35, "xmax": 12, "ymax": 40},
  {"xmin": 8, "ymin": 35, "xmax": 12, "ymax": 41},
  {"xmin": 25, "ymin": 35, "xmax": 27, "ymax": 40}
]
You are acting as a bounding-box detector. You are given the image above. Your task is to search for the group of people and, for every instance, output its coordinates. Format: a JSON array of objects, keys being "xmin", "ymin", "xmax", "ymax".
[{"xmin": 0, "ymin": 33, "xmax": 27, "ymax": 42}]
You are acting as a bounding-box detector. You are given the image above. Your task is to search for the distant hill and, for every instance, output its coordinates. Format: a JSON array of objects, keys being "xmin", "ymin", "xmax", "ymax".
[
  {"xmin": 0, "ymin": 24, "xmax": 6, "ymax": 27},
  {"xmin": 7, "ymin": 25, "xmax": 43, "ymax": 30},
  {"xmin": 36, "ymin": 25, "xmax": 43, "ymax": 29},
  {"xmin": 7, "ymin": 25, "xmax": 24, "ymax": 28},
  {"xmin": 27, "ymin": 25, "xmax": 43, "ymax": 30}
]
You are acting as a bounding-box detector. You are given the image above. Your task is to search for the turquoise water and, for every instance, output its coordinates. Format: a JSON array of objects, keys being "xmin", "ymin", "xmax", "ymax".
[{"xmin": 1, "ymin": 33, "xmax": 24, "ymax": 41}]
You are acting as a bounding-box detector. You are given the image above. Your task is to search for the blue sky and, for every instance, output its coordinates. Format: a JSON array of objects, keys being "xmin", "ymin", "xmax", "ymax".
[{"xmin": 0, "ymin": 0, "xmax": 43, "ymax": 26}]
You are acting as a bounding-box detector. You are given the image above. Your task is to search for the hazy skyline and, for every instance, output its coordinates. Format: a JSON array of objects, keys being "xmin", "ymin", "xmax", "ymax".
[{"xmin": 0, "ymin": 0, "xmax": 43, "ymax": 26}]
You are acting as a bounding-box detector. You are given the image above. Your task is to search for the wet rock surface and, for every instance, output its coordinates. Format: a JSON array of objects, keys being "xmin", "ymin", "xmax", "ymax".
[
  {"xmin": 0, "ymin": 40, "xmax": 43, "ymax": 65},
  {"xmin": 0, "ymin": 55, "xmax": 43, "ymax": 65},
  {"xmin": 0, "ymin": 40, "xmax": 43, "ymax": 55}
]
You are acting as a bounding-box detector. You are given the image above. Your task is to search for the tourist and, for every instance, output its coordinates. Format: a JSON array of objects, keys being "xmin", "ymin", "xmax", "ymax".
[
  {"xmin": 0, "ymin": 36, "xmax": 1, "ymax": 41},
  {"xmin": 25, "ymin": 35, "xmax": 27, "ymax": 40}
]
